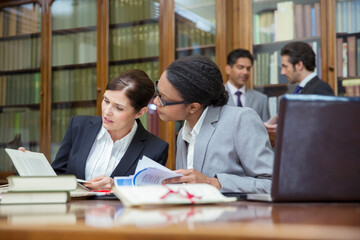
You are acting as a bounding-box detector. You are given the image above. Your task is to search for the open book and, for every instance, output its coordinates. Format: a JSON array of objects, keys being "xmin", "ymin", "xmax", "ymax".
[
  {"xmin": 114, "ymin": 156, "xmax": 182, "ymax": 186},
  {"xmin": 113, "ymin": 183, "xmax": 237, "ymax": 207}
]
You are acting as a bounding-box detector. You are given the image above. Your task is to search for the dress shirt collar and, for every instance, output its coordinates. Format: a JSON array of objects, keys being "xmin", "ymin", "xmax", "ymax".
[
  {"xmin": 182, "ymin": 107, "xmax": 209, "ymax": 144},
  {"xmin": 97, "ymin": 120, "xmax": 138, "ymax": 144},
  {"xmin": 227, "ymin": 81, "xmax": 246, "ymax": 94}
]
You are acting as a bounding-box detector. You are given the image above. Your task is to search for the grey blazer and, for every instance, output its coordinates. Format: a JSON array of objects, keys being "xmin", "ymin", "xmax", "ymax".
[
  {"xmin": 176, "ymin": 105, "xmax": 274, "ymax": 193},
  {"xmin": 225, "ymin": 83, "xmax": 270, "ymax": 122}
]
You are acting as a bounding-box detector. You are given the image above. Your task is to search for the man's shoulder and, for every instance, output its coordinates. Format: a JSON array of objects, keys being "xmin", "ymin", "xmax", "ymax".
[
  {"xmin": 246, "ymin": 89, "xmax": 268, "ymax": 99},
  {"xmin": 306, "ymin": 76, "xmax": 334, "ymax": 95}
]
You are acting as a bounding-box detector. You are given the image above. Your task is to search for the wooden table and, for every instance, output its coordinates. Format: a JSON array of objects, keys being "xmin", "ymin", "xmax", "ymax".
[{"xmin": 0, "ymin": 199, "xmax": 359, "ymax": 240}]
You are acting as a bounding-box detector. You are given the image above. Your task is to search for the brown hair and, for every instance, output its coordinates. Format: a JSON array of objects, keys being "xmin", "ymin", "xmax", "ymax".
[{"xmin": 106, "ymin": 69, "xmax": 155, "ymax": 112}]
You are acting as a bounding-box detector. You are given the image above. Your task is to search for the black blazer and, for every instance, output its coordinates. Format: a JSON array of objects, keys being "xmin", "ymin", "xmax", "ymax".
[
  {"xmin": 52, "ymin": 116, "xmax": 168, "ymax": 179},
  {"xmin": 301, "ymin": 76, "xmax": 334, "ymax": 96}
]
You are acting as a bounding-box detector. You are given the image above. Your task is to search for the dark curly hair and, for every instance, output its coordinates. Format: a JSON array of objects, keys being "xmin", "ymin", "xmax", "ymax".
[
  {"xmin": 166, "ymin": 55, "xmax": 228, "ymax": 107},
  {"xmin": 106, "ymin": 69, "xmax": 154, "ymax": 112}
]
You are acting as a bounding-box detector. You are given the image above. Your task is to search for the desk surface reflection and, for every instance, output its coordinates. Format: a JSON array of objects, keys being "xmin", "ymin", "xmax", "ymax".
[{"xmin": 0, "ymin": 199, "xmax": 359, "ymax": 240}]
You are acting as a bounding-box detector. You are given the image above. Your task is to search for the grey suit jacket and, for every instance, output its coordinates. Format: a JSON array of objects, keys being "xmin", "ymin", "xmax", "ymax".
[
  {"xmin": 176, "ymin": 105, "xmax": 274, "ymax": 193},
  {"xmin": 225, "ymin": 83, "xmax": 270, "ymax": 121}
]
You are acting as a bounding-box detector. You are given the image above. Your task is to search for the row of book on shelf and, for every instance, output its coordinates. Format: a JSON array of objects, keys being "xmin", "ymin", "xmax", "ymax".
[
  {"xmin": 52, "ymin": 0, "xmax": 96, "ymax": 30},
  {"xmin": 253, "ymin": 1, "xmax": 320, "ymax": 44},
  {"xmin": 253, "ymin": 41, "xmax": 321, "ymax": 86},
  {"xmin": 109, "ymin": 23, "xmax": 159, "ymax": 61},
  {"xmin": 52, "ymin": 31, "xmax": 96, "ymax": 66},
  {"xmin": 342, "ymin": 78, "xmax": 360, "ymax": 97},
  {"xmin": 176, "ymin": 21, "xmax": 215, "ymax": 49},
  {"xmin": 110, "ymin": 0, "xmax": 159, "ymax": 24},
  {"xmin": 337, "ymin": 34, "xmax": 360, "ymax": 78},
  {"xmin": 0, "ymin": 109, "xmax": 40, "ymax": 172},
  {"xmin": 0, "ymin": 3, "xmax": 40, "ymax": 37},
  {"xmin": 0, "ymin": 73, "xmax": 40, "ymax": 106},
  {"xmin": 0, "ymin": 37, "xmax": 40, "ymax": 71},
  {"xmin": 109, "ymin": 61, "xmax": 159, "ymax": 83},
  {"xmin": 53, "ymin": 68, "xmax": 97, "ymax": 103},
  {"xmin": 336, "ymin": 0, "xmax": 360, "ymax": 34}
]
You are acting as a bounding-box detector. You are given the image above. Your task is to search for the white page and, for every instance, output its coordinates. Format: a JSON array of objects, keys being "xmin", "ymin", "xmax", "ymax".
[
  {"xmin": 135, "ymin": 155, "xmax": 173, "ymax": 174},
  {"xmin": 132, "ymin": 167, "xmax": 182, "ymax": 186},
  {"xmin": 5, "ymin": 148, "xmax": 56, "ymax": 176}
]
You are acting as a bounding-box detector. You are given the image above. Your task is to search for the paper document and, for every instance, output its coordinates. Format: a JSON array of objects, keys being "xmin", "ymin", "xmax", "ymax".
[
  {"xmin": 5, "ymin": 148, "xmax": 56, "ymax": 176},
  {"xmin": 114, "ymin": 156, "xmax": 182, "ymax": 186},
  {"xmin": 113, "ymin": 183, "xmax": 237, "ymax": 207}
]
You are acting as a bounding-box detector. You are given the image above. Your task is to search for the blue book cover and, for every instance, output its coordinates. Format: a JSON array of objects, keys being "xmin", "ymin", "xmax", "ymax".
[{"xmin": 311, "ymin": 7, "xmax": 315, "ymax": 36}]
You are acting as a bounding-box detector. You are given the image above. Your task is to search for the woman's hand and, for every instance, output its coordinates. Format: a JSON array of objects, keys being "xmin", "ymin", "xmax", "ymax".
[
  {"xmin": 83, "ymin": 175, "xmax": 114, "ymax": 190},
  {"xmin": 162, "ymin": 169, "xmax": 221, "ymax": 190},
  {"xmin": 18, "ymin": 147, "xmax": 28, "ymax": 152}
]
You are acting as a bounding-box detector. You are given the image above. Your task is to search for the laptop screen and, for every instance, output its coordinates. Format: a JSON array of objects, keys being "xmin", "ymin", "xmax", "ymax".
[{"xmin": 271, "ymin": 94, "xmax": 360, "ymax": 201}]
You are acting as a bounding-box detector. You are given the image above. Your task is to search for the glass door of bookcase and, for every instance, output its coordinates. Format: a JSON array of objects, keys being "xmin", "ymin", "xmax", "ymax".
[
  {"xmin": 0, "ymin": 3, "xmax": 41, "ymax": 175},
  {"xmin": 175, "ymin": 0, "xmax": 216, "ymax": 61},
  {"xmin": 51, "ymin": 0, "xmax": 97, "ymax": 161},
  {"xmin": 108, "ymin": 0, "xmax": 160, "ymax": 136},
  {"xmin": 335, "ymin": 0, "xmax": 360, "ymax": 96},
  {"xmin": 252, "ymin": 0, "xmax": 322, "ymax": 117},
  {"xmin": 174, "ymin": 0, "xmax": 216, "ymax": 132}
]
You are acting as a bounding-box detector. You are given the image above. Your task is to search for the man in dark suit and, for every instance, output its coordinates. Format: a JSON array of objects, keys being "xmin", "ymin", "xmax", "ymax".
[
  {"xmin": 280, "ymin": 41, "xmax": 334, "ymax": 95},
  {"xmin": 264, "ymin": 41, "xmax": 334, "ymax": 142}
]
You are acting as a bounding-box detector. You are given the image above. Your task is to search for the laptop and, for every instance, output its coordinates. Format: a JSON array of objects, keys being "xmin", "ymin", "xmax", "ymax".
[{"xmin": 247, "ymin": 94, "xmax": 360, "ymax": 202}]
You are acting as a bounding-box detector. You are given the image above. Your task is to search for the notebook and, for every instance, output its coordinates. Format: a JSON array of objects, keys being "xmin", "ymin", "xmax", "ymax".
[{"xmin": 247, "ymin": 94, "xmax": 360, "ymax": 202}]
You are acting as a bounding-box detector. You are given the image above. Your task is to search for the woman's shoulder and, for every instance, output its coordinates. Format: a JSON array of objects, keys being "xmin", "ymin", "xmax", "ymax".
[
  {"xmin": 70, "ymin": 115, "xmax": 102, "ymax": 127},
  {"xmin": 136, "ymin": 120, "xmax": 168, "ymax": 146}
]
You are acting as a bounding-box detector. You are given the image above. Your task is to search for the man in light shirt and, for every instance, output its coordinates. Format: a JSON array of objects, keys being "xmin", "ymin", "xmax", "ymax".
[{"xmin": 225, "ymin": 48, "xmax": 270, "ymax": 122}]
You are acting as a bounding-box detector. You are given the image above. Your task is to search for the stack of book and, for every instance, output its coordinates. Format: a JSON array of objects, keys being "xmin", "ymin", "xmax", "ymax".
[{"xmin": 1, "ymin": 175, "xmax": 77, "ymax": 204}]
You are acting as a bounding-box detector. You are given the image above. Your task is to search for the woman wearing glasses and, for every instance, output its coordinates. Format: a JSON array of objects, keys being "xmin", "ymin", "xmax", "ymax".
[
  {"xmin": 51, "ymin": 69, "xmax": 168, "ymax": 190},
  {"xmin": 157, "ymin": 55, "xmax": 273, "ymax": 193}
]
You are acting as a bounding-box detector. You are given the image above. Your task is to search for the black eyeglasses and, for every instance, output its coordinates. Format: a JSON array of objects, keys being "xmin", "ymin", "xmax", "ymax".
[{"xmin": 155, "ymin": 80, "xmax": 187, "ymax": 107}]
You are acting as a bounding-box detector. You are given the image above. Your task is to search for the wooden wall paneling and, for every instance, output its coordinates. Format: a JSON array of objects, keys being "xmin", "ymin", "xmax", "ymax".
[
  {"xmin": 159, "ymin": 0, "xmax": 176, "ymax": 170},
  {"xmin": 39, "ymin": 0, "xmax": 52, "ymax": 160},
  {"xmin": 96, "ymin": 0, "xmax": 109, "ymax": 115},
  {"xmin": 229, "ymin": 0, "xmax": 253, "ymax": 89},
  {"xmin": 322, "ymin": 0, "xmax": 337, "ymax": 94},
  {"xmin": 215, "ymin": 0, "xmax": 228, "ymax": 83}
]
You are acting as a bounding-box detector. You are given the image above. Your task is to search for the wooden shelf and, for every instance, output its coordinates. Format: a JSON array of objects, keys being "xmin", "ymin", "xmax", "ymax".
[
  {"xmin": 0, "ymin": 32, "xmax": 40, "ymax": 41},
  {"xmin": 109, "ymin": 56, "xmax": 159, "ymax": 66},
  {"xmin": 52, "ymin": 26, "xmax": 97, "ymax": 35},
  {"xmin": 52, "ymin": 63, "xmax": 97, "ymax": 71},
  {"xmin": 0, "ymin": 68, "xmax": 40, "ymax": 75},
  {"xmin": 110, "ymin": 18, "xmax": 159, "ymax": 29},
  {"xmin": 52, "ymin": 100, "xmax": 96, "ymax": 109},
  {"xmin": 176, "ymin": 44, "xmax": 215, "ymax": 52},
  {"xmin": 0, "ymin": 103, "xmax": 40, "ymax": 109}
]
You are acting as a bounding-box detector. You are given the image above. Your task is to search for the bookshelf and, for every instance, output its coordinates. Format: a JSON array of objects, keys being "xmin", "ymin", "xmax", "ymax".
[
  {"xmin": 335, "ymin": 0, "xmax": 360, "ymax": 96},
  {"xmin": 0, "ymin": 3, "xmax": 41, "ymax": 176},
  {"xmin": 50, "ymin": 0, "xmax": 98, "ymax": 161}
]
